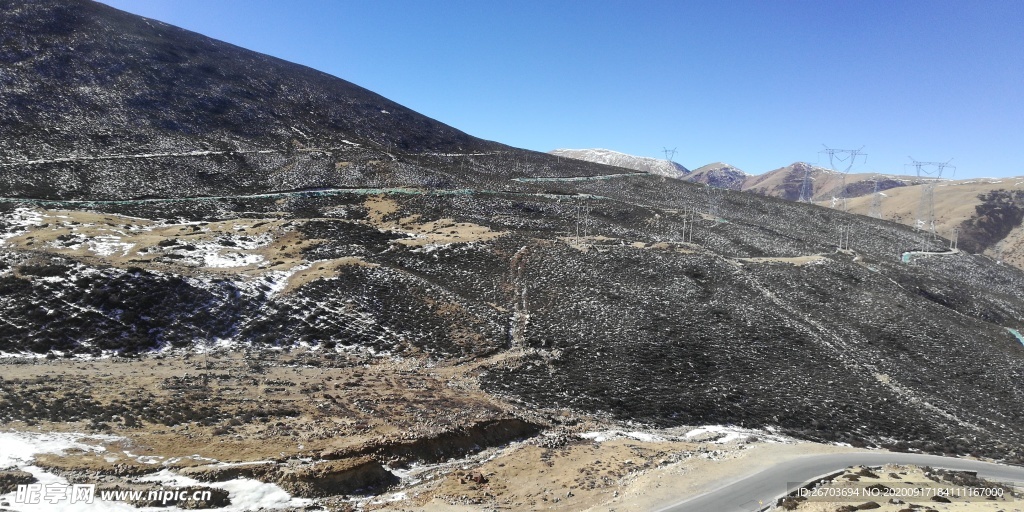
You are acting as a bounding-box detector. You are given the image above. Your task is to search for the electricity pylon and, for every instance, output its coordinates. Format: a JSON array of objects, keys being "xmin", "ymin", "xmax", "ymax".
[
  {"xmin": 663, "ymin": 147, "xmax": 678, "ymax": 175},
  {"xmin": 819, "ymin": 145, "xmax": 867, "ymax": 211},
  {"xmin": 907, "ymin": 158, "xmax": 955, "ymax": 239},
  {"xmin": 798, "ymin": 164, "xmax": 815, "ymax": 203},
  {"xmin": 869, "ymin": 175, "xmax": 884, "ymax": 219},
  {"xmin": 705, "ymin": 185, "xmax": 724, "ymax": 217},
  {"xmin": 574, "ymin": 198, "xmax": 592, "ymax": 245}
]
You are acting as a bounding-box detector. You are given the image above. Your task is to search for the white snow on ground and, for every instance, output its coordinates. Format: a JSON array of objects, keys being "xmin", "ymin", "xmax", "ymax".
[
  {"xmin": 189, "ymin": 233, "xmax": 271, "ymax": 268},
  {"xmin": 682, "ymin": 424, "xmax": 793, "ymax": 444},
  {"xmin": 86, "ymin": 235, "xmax": 134, "ymax": 257},
  {"xmin": 0, "ymin": 207, "xmax": 44, "ymax": 244},
  {"xmin": 550, "ymin": 148, "xmax": 688, "ymax": 177},
  {"xmin": 168, "ymin": 241, "xmax": 265, "ymax": 268},
  {"xmin": 0, "ymin": 432, "xmax": 116, "ymax": 467},
  {"xmin": 2, "ymin": 466, "xmax": 138, "ymax": 512},
  {"xmin": 201, "ymin": 250, "xmax": 263, "ymax": 268},
  {"xmin": 684, "ymin": 425, "xmax": 750, "ymax": 443},
  {"xmin": 578, "ymin": 425, "xmax": 794, "ymax": 445},
  {"xmin": 138, "ymin": 470, "xmax": 310, "ymax": 511},
  {"xmin": 0, "ymin": 432, "xmax": 134, "ymax": 512},
  {"xmin": 0, "ymin": 351, "xmax": 51, "ymax": 359},
  {"xmin": 0, "ymin": 431, "xmax": 310, "ymax": 511},
  {"xmin": 259, "ymin": 262, "xmax": 313, "ymax": 296},
  {"xmin": 578, "ymin": 431, "xmax": 666, "ymax": 443}
]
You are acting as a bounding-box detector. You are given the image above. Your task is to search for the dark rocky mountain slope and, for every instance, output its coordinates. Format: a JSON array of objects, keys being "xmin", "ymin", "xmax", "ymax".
[
  {"xmin": 0, "ymin": 0, "xmax": 506, "ymax": 200},
  {"xmin": 2, "ymin": 0, "xmax": 1024, "ymax": 466}
]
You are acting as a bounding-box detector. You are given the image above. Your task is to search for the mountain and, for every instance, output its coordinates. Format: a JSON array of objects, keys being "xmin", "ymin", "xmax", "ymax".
[
  {"xmin": 843, "ymin": 177, "xmax": 1024, "ymax": 269},
  {"xmin": 686, "ymin": 162, "xmax": 749, "ymax": 190},
  {"xmin": 547, "ymin": 150, "xmax": 914, "ymax": 202},
  {"xmin": 549, "ymin": 148, "xmax": 690, "ymax": 177},
  {"xmin": 0, "ymin": 0, "xmax": 509, "ymax": 201},
  {"xmin": 2, "ymin": 1, "xmax": 1024, "ymax": 506},
  {"xmin": 739, "ymin": 162, "xmax": 914, "ymax": 202}
]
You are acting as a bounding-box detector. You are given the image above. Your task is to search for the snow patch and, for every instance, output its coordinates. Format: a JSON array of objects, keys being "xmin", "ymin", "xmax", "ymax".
[
  {"xmin": 0, "ymin": 432, "xmax": 133, "ymax": 511},
  {"xmin": 683, "ymin": 425, "xmax": 766, "ymax": 444},
  {"xmin": 550, "ymin": 148, "xmax": 689, "ymax": 177},
  {"xmin": 0, "ymin": 431, "xmax": 115, "ymax": 468},
  {"xmin": 86, "ymin": 235, "xmax": 134, "ymax": 257},
  {"xmin": 0, "ymin": 432, "xmax": 311, "ymax": 511},
  {"xmin": 578, "ymin": 430, "xmax": 666, "ymax": 443},
  {"xmin": 138, "ymin": 470, "xmax": 311, "ymax": 511},
  {"xmin": 1, "ymin": 207, "xmax": 44, "ymax": 244}
]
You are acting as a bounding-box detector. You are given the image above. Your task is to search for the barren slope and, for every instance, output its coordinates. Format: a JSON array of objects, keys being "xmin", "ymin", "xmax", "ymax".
[
  {"xmin": 844, "ymin": 177, "xmax": 1024, "ymax": 268},
  {"xmin": 1, "ymin": 1, "xmax": 1024, "ymax": 509}
]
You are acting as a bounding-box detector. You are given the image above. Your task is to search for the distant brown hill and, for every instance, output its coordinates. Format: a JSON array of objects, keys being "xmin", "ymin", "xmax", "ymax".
[
  {"xmin": 843, "ymin": 177, "xmax": 1024, "ymax": 269},
  {"xmin": 741, "ymin": 162, "xmax": 918, "ymax": 203}
]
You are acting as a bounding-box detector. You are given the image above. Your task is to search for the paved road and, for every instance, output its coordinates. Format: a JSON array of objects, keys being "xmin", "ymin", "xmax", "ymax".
[{"xmin": 656, "ymin": 452, "xmax": 1024, "ymax": 512}]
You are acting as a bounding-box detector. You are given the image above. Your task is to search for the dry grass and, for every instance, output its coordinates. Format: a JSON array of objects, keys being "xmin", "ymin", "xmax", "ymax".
[{"xmin": 0, "ymin": 349, "xmax": 516, "ymax": 466}]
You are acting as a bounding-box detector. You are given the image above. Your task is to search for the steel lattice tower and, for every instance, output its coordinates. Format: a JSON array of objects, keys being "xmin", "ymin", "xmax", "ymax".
[
  {"xmin": 798, "ymin": 165, "xmax": 815, "ymax": 203},
  {"xmin": 907, "ymin": 158, "xmax": 955, "ymax": 239},
  {"xmin": 869, "ymin": 175, "xmax": 884, "ymax": 219},
  {"xmin": 705, "ymin": 185, "xmax": 724, "ymax": 217},
  {"xmin": 819, "ymin": 145, "xmax": 867, "ymax": 211}
]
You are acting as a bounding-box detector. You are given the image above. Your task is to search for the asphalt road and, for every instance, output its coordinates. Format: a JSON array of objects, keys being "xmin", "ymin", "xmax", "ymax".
[{"xmin": 656, "ymin": 452, "xmax": 1024, "ymax": 512}]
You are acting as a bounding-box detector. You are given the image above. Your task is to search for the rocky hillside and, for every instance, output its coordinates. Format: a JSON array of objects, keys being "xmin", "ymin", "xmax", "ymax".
[
  {"xmin": 687, "ymin": 162, "xmax": 750, "ymax": 190},
  {"xmin": 740, "ymin": 162, "xmax": 914, "ymax": 202},
  {"xmin": 0, "ymin": 0, "xmax": 514, "ymax": 201},
  {"xmin": 2, "ymin": 0, "xmax": 1024, "ymax": 469},
  {"xmin": 844, "ymin": 178, "xmax": 1024, "ymax": 269},
  {"xmin": 552, "ymin": 148, "xmax": 1024, "ymax": 271},
  {"xmin": 549, "ymin": 149, "xmax": 919, "ymax": 203},
  {"xmin": 549, "ymin": 148, "xmax": 689, "ymax": 177}
]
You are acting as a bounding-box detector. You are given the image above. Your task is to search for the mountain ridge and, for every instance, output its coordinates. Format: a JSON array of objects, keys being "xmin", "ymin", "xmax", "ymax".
[
  {"xmin": 0, "ymin": 0, "xmax": 505, "ymax": 200},
  {"xmin": 549, "ymin": 148, "xmax": 689, "ymax": 177},
  {"xmin": 1, "ymin": 2, "xmax": 1024, "ymax": 505}
]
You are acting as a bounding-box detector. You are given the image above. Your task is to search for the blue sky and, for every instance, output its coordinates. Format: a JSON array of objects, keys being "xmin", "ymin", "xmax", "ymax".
[{"xmin": 99, "ymin": 0, "xmax": 1023, "ymax": 178}]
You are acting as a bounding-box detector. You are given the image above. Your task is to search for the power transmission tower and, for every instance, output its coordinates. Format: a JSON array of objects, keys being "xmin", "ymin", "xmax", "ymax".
[
  {"xmin": 663, "ymin": 147, "xmax": 678, "ymax": 175},
  {"xmin": 705, "ymin": 185, "xmax": 724, "ymax": 218},
  {"xmin": 688, "ymin": 207, "xmax": 695, "ymax": 243},
  {"xmin": 907, "ymin": 158, "xmax": 955, "ymax": 239},
  {"xmin": 798, "ymin": 164, "xmax": 815, "ymax": 203},
  {"xmin": 819, "ymin": 145, "xmax": 867, "ymax": 211},
  {"xmin": 574, "ymin": 198, "xmax": 592, "ymax": 246},
  {"xmin": 662, "ymin": 147, "xmax": 677, "ymax": 164},
  {"xmin": 836, "ymin": 223, "xmax": 852, "ymax": 250},
  {"xmin": 949, "ymin": 227, "xmax": 959, "ymax": 250},
  {"xmin": 869, "ymin": 175, "xmax": 884, "ymax": 219},
  {"xmin": 679, "ymin": 207, "xmax": 696, "ymax": 244}
]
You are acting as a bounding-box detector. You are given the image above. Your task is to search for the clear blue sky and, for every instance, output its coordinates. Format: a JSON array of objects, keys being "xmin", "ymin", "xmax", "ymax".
[{"xmin": 98, "ymin": 0, "xmax": 1023, "ymax": 178}]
